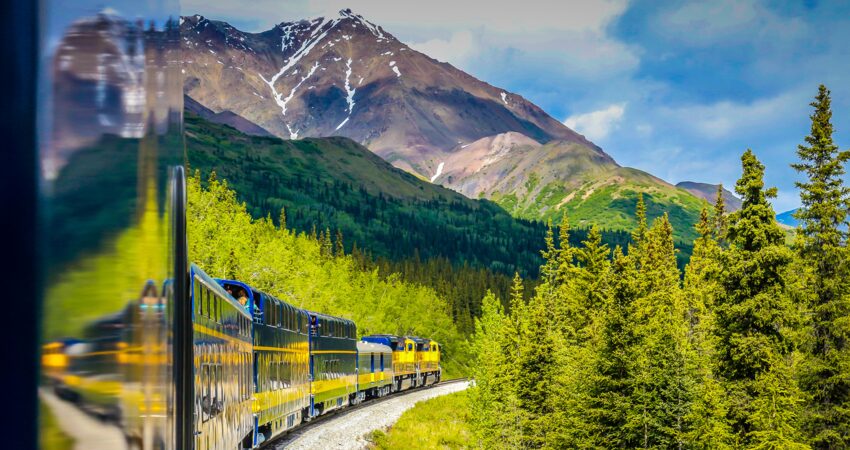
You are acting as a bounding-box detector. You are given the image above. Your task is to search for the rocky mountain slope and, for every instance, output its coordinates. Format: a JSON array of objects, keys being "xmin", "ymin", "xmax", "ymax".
[
  {"xmin": 181, "ymin": 9, "xmax": 714, "ymax": 241},
  {"xmin": 434, "ymin": 132, "xmax": 706, "ymax": 240},
  {"xmin": 180, "ymin": 9, "xmax": 599, "ymax": 178},
  {"xmin": 676, "ymin": 181, "xmax": 742, "ymax": 211}
]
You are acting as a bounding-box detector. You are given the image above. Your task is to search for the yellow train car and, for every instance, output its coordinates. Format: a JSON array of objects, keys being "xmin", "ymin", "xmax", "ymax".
[{"xmin": 361, "ymin": 335, "xmax": 420, "ymax": 391}]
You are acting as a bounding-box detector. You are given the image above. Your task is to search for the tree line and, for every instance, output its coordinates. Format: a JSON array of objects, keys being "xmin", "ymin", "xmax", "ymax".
[{"xmin": 468, "ymin": 85, "xmax": 850, "ymax": 449}]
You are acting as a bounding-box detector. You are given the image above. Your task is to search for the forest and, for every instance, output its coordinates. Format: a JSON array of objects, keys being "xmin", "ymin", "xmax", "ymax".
[
  {"xmin": 184, "ymin": 170, "xmax": 475, "ymax": 376},
  {"xmin": 468, "ymin": 86, "xmax": 850, "ymax": 449}
]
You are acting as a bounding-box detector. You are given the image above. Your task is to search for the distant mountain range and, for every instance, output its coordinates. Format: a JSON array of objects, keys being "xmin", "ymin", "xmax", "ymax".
[
  {"xmin": 675, "ymin": 181, "xmax": 742, "ymax": 212},
  {"xmin": 51, "ymin": 9, "xmax": 729, "ymax": 248},
  {"xmin": 180, "ymin": 10, "xmax": 595, "ymax": 179},
  {"xmin": 180, "ymin": 9, "xmax": 723, "ymax": 241},
  {"xmin": 776, "ymin": 209, "xmax": 799, "ymax": 228}
]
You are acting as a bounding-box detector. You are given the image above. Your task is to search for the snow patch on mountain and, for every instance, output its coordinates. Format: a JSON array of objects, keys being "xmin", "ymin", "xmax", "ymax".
[
  {"xmin": 389, "ymin": 61, "xmax": 401, "ymax": 78},
  {"xmin": 339, "ymin": 9, "xmax": 385, "ymax": 39},
  {"xmin": 260, "ymin": 16, "xmax": 339, "ymax": 137},
  {"xmin": 335, "ymin": 117, "xmax": 349, "ymax": 131},
  {"xmin": 286, "ymin": 123, "xmax": 299, "ymax": 139},
  {"xmin": 430, "ymin": 162, "xmax": 445, "ymax": 182},
  {"xmin": 501, "ymin": 92, "xmax": 508, "ymax": 105},
  {"xmin": 279, "ymin": 62, "xmax": 320, "ymax": 115},
  {"xmin": 342, "ymin": 58, "xmax": 356, "ymax": 114}
]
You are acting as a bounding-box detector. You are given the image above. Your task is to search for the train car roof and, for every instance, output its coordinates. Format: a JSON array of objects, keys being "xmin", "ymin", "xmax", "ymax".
[
  {"xmin": 362, "ymin": 334, "xmax": 401, "ymax": 343},
  {"xmin": 194, "ymin": 267, "xmax": 250, "ymax": 319},
  {"xmin": 215, "ymin": 277, "xmax": 307, "ymax": 316},
  {"xmin": 357, "ymin": 341, "xmax": 393, "ymax": 354},
  {"xmin": 306, "ymin": 310, "xmax": 355, "ymax": 326}
]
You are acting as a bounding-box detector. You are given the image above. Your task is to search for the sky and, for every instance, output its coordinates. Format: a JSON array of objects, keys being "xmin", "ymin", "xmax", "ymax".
[{"xmin": 83, "ymin": 0, "xmax": 850, "ymax": 212}]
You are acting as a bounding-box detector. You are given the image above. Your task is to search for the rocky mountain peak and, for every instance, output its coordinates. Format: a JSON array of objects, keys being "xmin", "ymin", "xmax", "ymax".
[{"xmin": 181, "ymin": 10, "xmax": 600, "ymax": 178}]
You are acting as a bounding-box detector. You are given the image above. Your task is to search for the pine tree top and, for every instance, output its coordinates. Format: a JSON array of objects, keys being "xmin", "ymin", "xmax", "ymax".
[{"xmin": 728, "ymin": 150, "xmax": 785, "ymax": 252}]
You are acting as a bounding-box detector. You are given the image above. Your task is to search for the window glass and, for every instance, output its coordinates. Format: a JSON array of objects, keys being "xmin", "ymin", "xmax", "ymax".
[
  {"xmin": 203, "ymin": 364, "xmax": 210, "ymax": 422},
  {"xmin": 194, "ymin": 281, "xmax": 201, "ymax": 315}
]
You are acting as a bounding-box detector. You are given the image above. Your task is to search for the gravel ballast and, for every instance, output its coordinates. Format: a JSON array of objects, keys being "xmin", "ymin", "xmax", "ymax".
[{"xmin": 274, "ymin": 381, "xmax": 470, "ymax": 449}]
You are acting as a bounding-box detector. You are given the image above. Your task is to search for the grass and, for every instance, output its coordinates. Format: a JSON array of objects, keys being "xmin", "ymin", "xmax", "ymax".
[
  {"xmin": 368, "ymin": 390, "xmax": 475, "ymax": 449},
  {"xmin": 39, "ymin": 400, "xmax": 74, "ymax": 450}
]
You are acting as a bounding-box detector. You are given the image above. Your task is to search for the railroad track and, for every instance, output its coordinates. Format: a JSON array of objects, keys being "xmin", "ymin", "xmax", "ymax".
[{"xmin": 267, "ymin": 378, "xmax": 468, "ymax": 449}]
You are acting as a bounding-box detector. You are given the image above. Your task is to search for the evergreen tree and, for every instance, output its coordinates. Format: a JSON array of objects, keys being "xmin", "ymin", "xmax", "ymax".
[
  {"xmin": 683, "ymin": 207, "xmax": 735, "ymax": 449},
  {"xmin": 589, "ymin": 245, "xmax": 638, "ymax": 448},
  {"xmin": 469, "ymin": 291, "xmax": 523, "ymax": 448},
  {"xmin": 627, "ymin": 214, "xmax": 693, "ymax": 448},
  {"xmin": 792, "ymin": 84, "xmax": 850, "ymax": 449},
  {"xmin": 714, "ymin": 184, "xmax": 728, "ymax": 245},
  {"xmin": 632, "ymin": 193, "xmax": 649, "ymax": 250},
  {"xmin": 716, "ymin": 149, "xmax": 806, "ymax": 448}
]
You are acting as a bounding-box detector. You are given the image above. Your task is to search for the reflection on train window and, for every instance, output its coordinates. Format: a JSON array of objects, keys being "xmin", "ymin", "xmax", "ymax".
[{"xmin": 202, "ymin": 364, "xmax": 211, "ymax": 422}]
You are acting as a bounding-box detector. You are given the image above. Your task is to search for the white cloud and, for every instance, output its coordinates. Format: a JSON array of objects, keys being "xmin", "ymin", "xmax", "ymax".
[
  {"xmin": 662, "ymin": 91, "xmax": 807, "ymax": 139},
  {"xmin": 655, "ymin": 0, "xmax": 808, "ymax": 47},
  {"xmin": 564, "ymin": 103, "xmax": 626, "ymax": 141},
  {"xmin": 181, "ymin": 0, "xmax": 639, "ymax": 80},
  {"xmin": 182, "ymin": 0, "xmax": 629, "ymax": 33},
  {"xmin": 409, "ymin": 31, "xmax": 476, "ymax": 65}
]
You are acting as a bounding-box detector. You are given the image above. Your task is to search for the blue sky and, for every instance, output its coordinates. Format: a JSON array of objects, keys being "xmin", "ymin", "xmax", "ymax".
[{"xmin": 74, "ymin": 0, "xmax": 849, "ymax": 212}]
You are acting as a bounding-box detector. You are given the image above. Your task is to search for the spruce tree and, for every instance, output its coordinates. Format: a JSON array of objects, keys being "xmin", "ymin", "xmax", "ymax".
[
  {"xmin": 589, "ymin": 245, "xmax": 638, "ymax": 448},
  {"xmin": 792, "ymin": 84, "xmax": 850, "ymax": 449},
  {"xmin": 714, "ymin": 184, "xmax": 728, "ymax": 246},
  {"xmin": 717, "ymin": 149, "xmax": 806, "ymax": 448},
  {"xmin": 627, "ymin": 214, "xmax": 693, "ymax": 448},
  {"xmin": 683, "ymin": 207, "xmax": 734, "ymax": 449},
  {"xmin": 469, "ymin": 291, "xmax": 523, "ymax": 448}
]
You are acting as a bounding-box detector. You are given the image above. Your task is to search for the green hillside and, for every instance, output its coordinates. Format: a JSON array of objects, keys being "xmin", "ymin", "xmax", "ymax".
[
  {"xmin": 185, "ymin": 113, "xmax": 633, "ymax": 278},
  {"xmin": 492, "ymin": 166, "xmax": 706, "ymax": 244}
]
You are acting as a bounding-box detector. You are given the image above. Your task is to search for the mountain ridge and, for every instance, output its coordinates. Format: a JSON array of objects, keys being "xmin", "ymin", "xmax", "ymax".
[
  {"xmin": 181, "ymin": 9, "xmax": 709, "ymax": 242},
  {"xmin": 180, "ymin": 9, "xmax": 603, "ymax": 179}
]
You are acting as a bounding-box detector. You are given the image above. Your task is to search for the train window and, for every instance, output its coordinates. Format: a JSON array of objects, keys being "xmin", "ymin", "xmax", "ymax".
[
  {"xmin": 288, "ymin": 306, "xmax": 293, "ymax": 331},
  {"xmin": 266, "ymin": 301, "xmax": 271, "ymax": 326},
  {"xmin": 276, "ymin": 302, "xmax": 281, "ymax": 327},
  {"xmin": 253, "ymin": 352, "xmax": 259, "ymax": 393},
  {"xmin": 194, "ymin": 282, "xmax": 201, "ymax": 315},
  {"xmin": 408, "ymin": 343, "xmax": 413, "ymax": 351},
  {"xmin": 213, "ymin": 364, "xmax": 220, "ymax": 412},
  {"xmin": 202, "ymin": 364, "xmax": 210, "ymax": 422},
  {"xmin": 246, "ymin": 354, "xmax": 251, "ymax": 400},
  {"xmin": 199, "ymin": 287, "xmax": 205, "ymax": 317}
]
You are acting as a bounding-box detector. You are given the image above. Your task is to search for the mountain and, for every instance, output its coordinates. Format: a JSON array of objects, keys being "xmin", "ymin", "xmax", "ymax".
[
  {"xmin": 184, "ymin": 112, "xmax": 636, "ymax": 276},
  {"xmin": 676, "ymin": 181, "xmax": 742, "ymax": 212},
  {"xmin": 46, "ymin": 12, "xmax": 148, "ymax": 180},
  {"xmin": 434, "ymin": 132, "xmax": 706, "ymax": 241},
  {"xmin": 180, "ymin": 10, "xmax": 599, "ymax": 179},
  {"xmin": 181, "ymin": 9, "xmax": 707, "ymax": 241},
  {"xmin": 184, "ymin": 95, "xmax": 272, "ymax": 136},
  {"xmin": 776, "ymin": 209, "xmax": 799, "ymax": 228}
]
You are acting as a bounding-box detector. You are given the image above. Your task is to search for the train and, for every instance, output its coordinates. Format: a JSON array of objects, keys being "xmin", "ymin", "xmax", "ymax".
[{"xmin": 42, "ymin": 264, "xmax": 442, "ymax": 449}]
